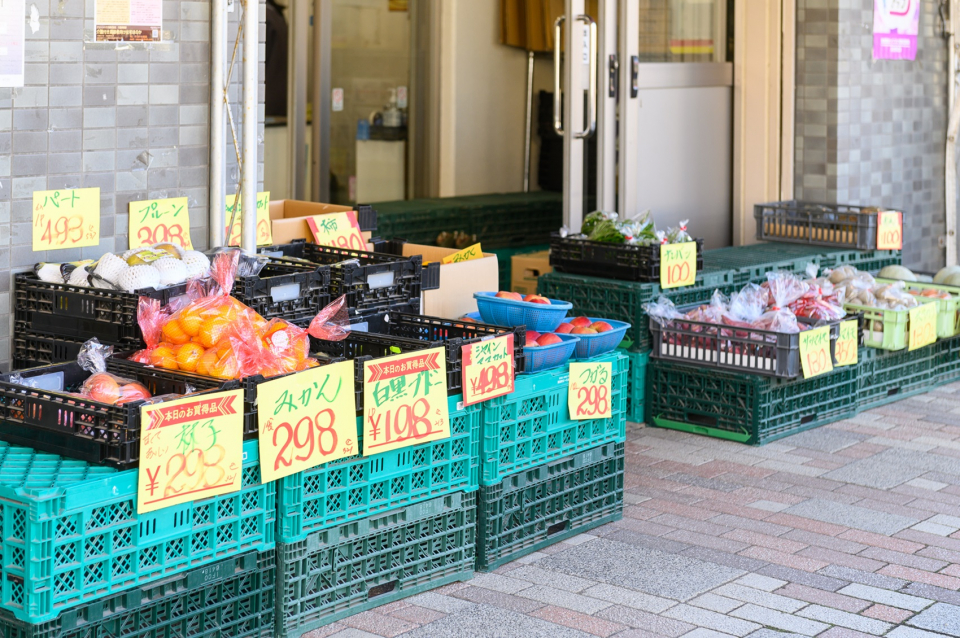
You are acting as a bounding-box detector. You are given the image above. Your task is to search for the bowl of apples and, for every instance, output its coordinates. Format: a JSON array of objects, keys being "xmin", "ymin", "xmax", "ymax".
[
  {"xmin": 522, "ymin": 330, "xmax": 580, "ymax": 373},
  {"xmin": 557, "ymin": 316, "xmax": 631, "ymax": 359},
  {"xmin": 474, "ymin": 291, "xmax": 573, "ymax": 332}
]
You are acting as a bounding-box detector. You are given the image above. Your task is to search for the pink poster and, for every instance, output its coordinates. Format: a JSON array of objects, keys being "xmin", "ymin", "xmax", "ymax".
[{"xmin": 874, "ymin": 0, "xmax": 920, "ymax": 60}]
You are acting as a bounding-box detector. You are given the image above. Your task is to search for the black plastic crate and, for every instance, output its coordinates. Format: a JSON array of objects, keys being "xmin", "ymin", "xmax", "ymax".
[
  {"xmin": 369, "ymin": 238, "xmax": 443, "ymax": 291},
  {"xmin": 0, "ymin": 357, "xmax": 240, "ymax": 469},
  {"xmin": 232, "ymin": 258, "xmax": 332, "ymax": 324},
  {"xmin": 754, "ymin": 200, "xmax": 888, "ymax": 249},
  {"xmin": 257, "ymin": 239, "xmax": 307, "ymax": 259},
  {"xmin": 550, "ymin": 233, "xmax": 705, "ymax": 283},
  {"xmin": 12, "ymin": 324, "xmax": 87, "ymax": 370}
]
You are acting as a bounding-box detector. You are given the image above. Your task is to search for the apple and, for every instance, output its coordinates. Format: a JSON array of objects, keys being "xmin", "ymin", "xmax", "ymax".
[
  {"xmin": 459, "ymin": 315, "xmax": 476, "ymax": 323},
  {"xmin": 555, "ymin": 322, "xmax": 574, "ymax": 334},
  {"xmin": 526, "ymin": 331, "xmax": 541, "ymax": 346},
  {"xmin": 570, "ymin": 316, "xmax": 592, "ymax": 328},
  {"xmin": 524, "ymin": 294, "xmax": 551, "ymax": 305},
  {"xmin": 536, "ymin": 333, "xmax": 562, "ymax": 346},
  {"xmin": 572, "ymin": 327, "xmax": 598, "ymax": 335},
  {"xmin": 495, "ymin": 291, "xmax": 523, "ymax": 301},
  {"xmin": 589, "ymin": 321, "xmax": 613, "ymax": 333}
]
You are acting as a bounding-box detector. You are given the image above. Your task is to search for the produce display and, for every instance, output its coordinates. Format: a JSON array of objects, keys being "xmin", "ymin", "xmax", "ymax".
[
  {"xmin": 565, "ymin": 210, "xmax": 693, "ymax": 246},
  {"xmin": 556, "ymin": 316, "xmax": 616, "ymax": 335},
  {"xmin": 821, "ymin": 266, "xmax": 922, "ymax": 310}
]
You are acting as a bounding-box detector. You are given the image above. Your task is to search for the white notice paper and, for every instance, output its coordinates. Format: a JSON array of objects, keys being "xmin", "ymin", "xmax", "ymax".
[{"xmin": 0, "ymin": 0, "xmax": 25, "ymax": 88}]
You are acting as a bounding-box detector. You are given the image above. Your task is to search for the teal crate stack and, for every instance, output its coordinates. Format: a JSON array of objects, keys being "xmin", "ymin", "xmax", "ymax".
[{"xmin": 625, "ymin": 349, "xmax": 649, "ymax": 423}]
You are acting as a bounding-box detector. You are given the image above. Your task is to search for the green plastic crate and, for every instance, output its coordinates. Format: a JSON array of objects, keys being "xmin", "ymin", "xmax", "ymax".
[
  {"xmin": 844, "ymin": 299, "xmax": 937, "ymax": 351},
  {"xmin": 818, "ymin": 248, "xmax": 902, "ymax": 271},
  {"xmin": 701, "ymin": 244, "xmax": 823, "ymax": 286},
  {"xmin": 935, "ymin": 334, "xmax": 960, "ymax": 386},
  {"xmin": 480, "ymin": 351, "xmax": 627, "ymax": 486},
  {"xmin": 645, "ymin": 359, "xmax": 858, "ymax": 445},
  {"xmin": 858, "ymin": 344, "xmax": 940, "ymax": 411},
  {"xmin": 276, "ymin": 491, "xmax": 475, "ymax": 638},
  {"xmin": 876, "ymin": 279, "xmax": 960, "ymax": 338},
  {"xmin": 0, "ymin": 438, "xmax": 274, "ymax": 624},
  {"xmin": 276, "ymin": 394, "xmax": 479, "ymax": 542},
  {"xmin": 476, "ymin": 442, "xmax": 624, "ymax": 572},
  {"xmin": 625, "ymin": 349, "xmax": 649, "ymax": 423}
]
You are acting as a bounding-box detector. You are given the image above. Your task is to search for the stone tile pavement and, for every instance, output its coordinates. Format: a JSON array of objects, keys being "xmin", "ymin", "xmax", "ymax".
[{"xmin": 302, "ymin": 383, "xmax": 960, "ymax": 638}]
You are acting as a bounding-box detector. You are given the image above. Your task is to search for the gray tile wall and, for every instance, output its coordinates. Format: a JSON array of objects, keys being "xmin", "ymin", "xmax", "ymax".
[
  {"xmin": 796, "ymin": 0, "xmax": 948, "ymax": 271},
  {"xmin": 0, "ymin": 0, "xmax": 265, "ymax": 371}
]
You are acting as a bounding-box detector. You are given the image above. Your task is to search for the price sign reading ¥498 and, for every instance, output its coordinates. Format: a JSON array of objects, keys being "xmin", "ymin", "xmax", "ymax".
[
  {"xmin": 908, "ymin": 302, "xmax": 937, "ymax": 351},
  {"xmin": 876, "ymin": 211, "xmax": 903, "ymax": 250},
  {"xmin": 568, "ymin": 361, "xmax": 612, "ymax": 420},
  {"xmin": 660, "ymin": 242, "xmax": 697, "ymax": 289},
  {"xmin": 799, "ymin": 326, "xmax": 833, "ymax": 378},
  {"xmin": 129, "ymin": 197, "xmax": 193, "ymax": 250},
  {"xmin": 33, "ymin": 188, "xmax": 101, "ymax": 251},
  {"xmin": 307, "ymin": 212, "xmax": 367, "ymax": 251},
  {"xmin": 226, "ymin": 192, "xmax": 272, "ymax": 246},
  {"xmin": 461, "ymin": 334, "xmax": 514, "ymax": 406}
]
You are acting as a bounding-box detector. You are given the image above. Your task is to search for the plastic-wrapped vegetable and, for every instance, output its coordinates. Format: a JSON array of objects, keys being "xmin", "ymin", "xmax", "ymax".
[
  {"xmin": 76, "ymin": 339, "xmax": 153, "ymax": 405},
  {"xmin": 642, "ymin": 295, "xmax": 684, "ymax": 326},
  {"xmin": 665, "ymin": 219, "xmax": 692, "ymax": 244}
]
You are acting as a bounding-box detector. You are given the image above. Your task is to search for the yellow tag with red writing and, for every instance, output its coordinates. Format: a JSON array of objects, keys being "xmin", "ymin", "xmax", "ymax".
[
  {"xmin": 442, "ymin": 243, "xmax": 483, "ymax": 265},
  {"xmin": 660, "ymin": 242, "xmax": 697, "ymax": 289},
  {"xmin": 137, "ymin": 388, "xmax": 245, "ymax": 514},
  {"xmin": 257, "ymin": 361, "xmax": 358, "ymax": 483},
  {"xmin": 226, "ymin": 191, "xmax": 272, "ymax": 246},
  {"xmin": 568, "ymin": 361, "xmax": 612, "ymax": 420},
  {"xmin": 799, "ymin": 326, "xmax": 833, "ymax": 378},
  {"xmin": 129, "ymin": 197, "xmax": 193, "ymax": 250},
  {"xmin": 362, "ymin": 347, "xmax": 450, "ymax": 455},
  {"xmin": 835, "ymin": 319, "xmax": 858, "ymax": 367},
  {"xmin": 909, "ymin": 302, "xmax": 937, "ymax": 351},
  {"xmin": 461, "ymin": 334, "xmax": 515, "ymax": 406},
  {"xmin": 33, "ymin": 188, "xmax": 101, "ymax": 251},
  {"xmin": 877, "ymin": 211, "xmax": 903, "ymax": 250},
  {"xmin": 306, "ymin": 212, "xmax": 367, "ymax": 251}
]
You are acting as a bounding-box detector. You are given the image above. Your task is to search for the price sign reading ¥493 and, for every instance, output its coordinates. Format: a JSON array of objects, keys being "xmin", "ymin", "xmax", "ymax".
[
  {"xmin": 129, "ymin": 197, "xmax": 193, "ymax": 250},
  {"xmin": 33, "ymin": 187, "xmax": 101, "ymax": 251},
  {"xmin": 461, "ymin": 334, "xmax": 514, "ymax": 406},
  {"xmin": 307, "ymin": 212, "xmax": 367, "ymax": 251},
  {"xmin": 226, "ymin": 192, "xmax": 272, "ymax": 246},
  {"xmin": 660, "ymin": 242, "xmax": 697, "ymax": 289},
  {"xmin": 568, "ymin": 361, "xmax": 612, "ymax": 420}
]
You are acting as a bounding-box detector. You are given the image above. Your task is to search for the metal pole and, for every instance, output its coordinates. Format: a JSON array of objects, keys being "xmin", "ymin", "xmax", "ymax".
[
  {"xmin": 209, "ymin": 0, "xmax": 225, "ymax": 247},
  {"xmin": 289, "ymin": 0, "xmax": 308, "ymax": 200},
  {"xmin": 312, "ymin": 0, "xmax": 332, "ymax": 202},
  {"xmin": 523, "ymin": 50, "xmax": 534, "ymax": 192},
  {"xmin": 241, "ymin": 0, "xmax": 259, "ymax": 253},
  {"xmin": 947, "ymin": 0, "xmax": 958, "ymax": 266}
]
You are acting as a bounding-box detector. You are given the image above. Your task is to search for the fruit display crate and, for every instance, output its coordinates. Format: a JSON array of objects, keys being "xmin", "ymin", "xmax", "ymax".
[
  {"xmin": 625, "ymin": 349, "xmax": 649, "ymax": 423},
  {"xmin": 645, "ymin": 358, "xmax": 858, "ymax": 445},
  {"xmin": 0, "ymin": 358, "xmax": 238, "ymax": 469},
  {"xmin": 844, "ymin": 299, "xmax": 936, "ymax": 351},
  {"xmin": 0, "ymin": 549, "xmax": 275, "ymax": 638},
  {"xmin": 858, "ymin": 343, "xmax": 940, "ymax": 411},
  {"xmin": 0, "ymin": 438, "xmax": 274, "ymax": 623},
  {"xmin": 276, "ymin": 394, "xmax": 479, "ymax": 543},
  {"xmin": 754, "ymin": 200, "xmax": 889, "ymax": 249},
  {"xmin": 231, "ymin": 258, "xmax": 331, "ymax": 325},
  {"xmin": 549, "ymin": 234, "xmax": 706, "ymax": 283},
  {"xmin": 12, "ymin": 323, "xmax": 87, "ymax": 370},
  {"xmin": 276, "ymin": 491, "xmax": 475, "ymax": 638},
  {"xmin": 476, "ymin": 441, "xmax": 624, "ymax": 572},
  {"xmin": 480, "ymin": 350, "xmax": 627, "ymax": 486}
]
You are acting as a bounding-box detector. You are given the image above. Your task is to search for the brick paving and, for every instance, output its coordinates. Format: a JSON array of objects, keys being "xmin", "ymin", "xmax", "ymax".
[{"xmin": 304, "ymin": 383, "xmax": 960, "ymax": 638}]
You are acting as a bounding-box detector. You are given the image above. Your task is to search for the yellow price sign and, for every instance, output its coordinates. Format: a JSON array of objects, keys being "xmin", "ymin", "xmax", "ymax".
[
  {"xmin": 257, "ymin": 361, "xmax": 359, "ymax": 483},
  {"xmin": 799, "ymin": 326, "xmax": 834, "ymax": 378},
  {"xmin": 660, "ymin": 241, "xmax": 697, "ymax": 289},
  {"xmin": 32, "ymin": 187, "xmax": 101, "ymax": 251},
  {"xmin": 362, "ymin": 347, "xmax": 450, "ymax": 455},
  {"xmin": 129, "ymin": 197, "xmax": 193, "ymax": 250},
  {"xmin": 306, "ymin": 212, "xmax": 367, "ymax": 251},
  {"xmin": 909, "ymin": 302, "xmax": 937, "ymax": 351},
  {"xmin": 442, "ymin": 243, "xmax": 483, "ymax": 265},
  {"xmin": 876, "ymin": 211, "xmax": 903, "ymax": 250},
  {"xmin": 835, "ymin": 319, "xmax": 858, "ymax": 367},
  {"xmin": 568, "ymin": 361, "xmax": 612, "ymax": 420},
  {"xmin": 461, "ymin": 334, "xmax": 515, "ymax": 406},
  {"xmin": 226, "ymin": 191, "xmax": 272, "ymax": 246},
  {"xmin": 137, "ymin": 388, "xmax": 245, "ymax": 514}
]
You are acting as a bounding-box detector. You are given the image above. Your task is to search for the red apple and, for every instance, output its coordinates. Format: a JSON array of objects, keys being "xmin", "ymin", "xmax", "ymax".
[
  {"xmin": 536, "ymin": 333, "xmax": 562, "ymax": 346},
  {"xmin": 572, "ymin": 327, "xmax": 598, "ymax": 335},
  {"xmin": 459, "ymin": 316, "xmax": 476, "ymax": 323},
  {"xmin": 525, "ymin": 331, "xmax": 541, "ymax": 346},
  {"xmin": 589, "ymin": 321, "xmax": 613, "ymax": 333},
  {"xmin": 570, "ymin": 316, "xmax": 592, "ymax": 328},
  {"xmin": 495, "ymin": 291, "xmax": 523, "ymax": 301},
  {"xmin": 555, "ymin": 322, "xmax": 574, "ymax": 334},
  {"xmin": 524, "ymin": 294, "xmax": 551, "ymax": 305}
]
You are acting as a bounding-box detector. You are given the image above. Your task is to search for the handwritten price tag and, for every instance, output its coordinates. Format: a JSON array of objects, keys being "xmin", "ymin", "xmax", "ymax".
[
  {"xmin": 909, "ymin": 302, "xmax": 937, "ymax": 351},
  {"xmin": 33, "ymin": 188, "xmax": 101, "ymax": 251},
  {"xmin": 257, "ymin": 361, "xmax": 358, "ymax": 483},
  {"xmin": 137, "ymin": 389, "xmax": 244, "ymax": 514},
  {"xmin": 442, "ymin": 243, "xmax": 483, "ymax": 265},
  {"xmin": 306, "ymin": 212, "xmax": 367, "ymax": 250},
  {"xmin": 226, "ymin": 191, "xmax": 272, "ymax": 246},
  {"xmin": 835, "ymin": 319, "xmax": 858, "ymax": 367},
  {"xmin": 660, "ymin": 242, "xmax": 697, "ymax": 289},
  {"xmin": 568, "ymin": 361, "xmax": 612, "ymax": 420},
  {"xmin": 461, "ymin": 334, "xmax": 514, "ymax": 406},
  {"xmin": 799, "ymin": 326, "xmax": 834, "ymax": 378},
  {"xmin": 877, "ymin": 211, "xmax": 903, "ymax": 250},
  {"xmin": 129, "ymin": 197, "xmax": 193, "ymax": 250},
  {"xmin": 362, "ymin": 347, "xmax": 450, "ymax": 455}
]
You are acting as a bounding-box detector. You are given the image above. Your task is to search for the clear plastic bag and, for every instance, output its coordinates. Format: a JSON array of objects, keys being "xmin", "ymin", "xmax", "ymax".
[
  {"xmin": 75, "ymin": 338, "xmax": 153, "ymax": 405},
  {"xmin": 308, "ymin": 294, "xmax": 352, "ymax": 341},
  {"xmin": 642, "ymin": 295, "xmax": 683, "ymax": 326}
]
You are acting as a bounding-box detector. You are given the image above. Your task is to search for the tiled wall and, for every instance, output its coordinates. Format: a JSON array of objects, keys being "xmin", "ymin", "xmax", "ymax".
[
  {"xmin": 0, "ymin": 0, "xmax": 265, "ymax": 371},
  {"xmin": 795, "ymin": 0, "xmax": 947, "ymax": 271}
]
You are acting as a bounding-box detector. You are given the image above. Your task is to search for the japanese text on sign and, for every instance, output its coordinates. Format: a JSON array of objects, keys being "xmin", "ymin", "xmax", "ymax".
[
  {"xmin": 33, "ymin": 188, "xmax": 101, "ymax": 251},
  {"xmin": 362, "ymin": 347, "xmax": 450, "ymax": 455},
  {"xmin": 226, "ymin": 192, "xmax": 272, "ymax": 246},
  {"xmin": 877, "ymin": 211, "xmax": 903, "ymax": 250},
  {"xmin": 799, "ymin": 326, "xmax": 834, "ymax": 378},
  {"xmin": 660, "ymin": 242, "xmax": 697, "ymax": 289},
  {"xmin": 306, "ymin": 212, "xmax": 367, "ymax": 251},
  {"xmin": 568, "ymin": 361, "xmax": 612, "ymax": 420},
  {"xmin": 908, "ymin": 302, "xmax": 937, "ymax": 351},
  {"xmin": 462, "ymin": 334, "xmax": 514, "ymax": 406},
  {"xmin": 835, "ymin": 320, "xmax": 858, "ymax": 367},
  {"xmin": 442, "ymin": 243, "xmax": 483, "ymax": 265},
  {"xmin": 129, "ymin": 197, "xmax": 193, "ymax": 250},
  {"xmin": 137, "ymin": 389, "xmax": 244, "ymax": 514},
  {"xmin": 257, "ymin": 361, "xmax": 358, "ymax": 483}
]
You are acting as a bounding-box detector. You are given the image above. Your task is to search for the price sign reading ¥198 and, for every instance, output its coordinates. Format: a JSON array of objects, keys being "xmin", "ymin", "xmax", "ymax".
[
  {"xmin": 137, "ymin": 389, "xmax": 244, "ymax": 514},
  {"xmin": 257, "ymin": 360, "xmax": 358, "ymax": 483},
  {"xmin": 568, "ymin": 361, "xmax": 612, "ymax": 420},
  {"xmin": 129, "ymin": 197, "xmax": 193, "ymax": 250},
  {"xmin": 660, "ymin": 242, "xmax": 697, "ymax": 289},
  {"xmin": 33, "ymin": 187, "xmax": 101, "ymax": 251},
  {"xmin": 306, "ymin": 212, "xmax": 367, "ymax": 251},
  {"xmin": 226, "ymin": 191, "xmax": 272, "ymax": 246},
  {"xmin": 799, "ymin": 326, "xmax": 833, "ymax": 378},
  {"xmin": 877, "ymin": 211, "xmax": 903, "ymax": 250},
  {"xmin": 362, "ymin": 347, "xmax": 450, "ymax": 455},
  {"xmin": 442, "ymin": 243, "xmax": 483, "ymax": 265},
  {"xmin": 835, "ymin": 319, "xmax": 858, "ymax": 367},
  {"xmin": 909, "ymin": 302, "xmax": 937, "ymax": 351},
  {"xmin": 461, "ymin": 334, "xmax": 515, "ymax": 406}
]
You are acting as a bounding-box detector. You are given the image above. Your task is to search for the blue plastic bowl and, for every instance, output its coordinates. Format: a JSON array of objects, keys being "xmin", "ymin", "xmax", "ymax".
[
  {"xmin": 464, "ymin": 312, "xmax": 483, "ymax": 322},
  {"xmin": 523, "ymin": 333, "xmax": 580, "ymax": 374},
  {"xmin": 474, "ymin": 292, "xmax": 572, "ymax": 332},
  {"xmin": 570, "ymin": 318, "xmax": 632, "ymax": 359}
]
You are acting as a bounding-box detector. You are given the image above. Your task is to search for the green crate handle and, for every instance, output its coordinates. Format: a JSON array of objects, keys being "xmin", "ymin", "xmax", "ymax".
[{"xmin": 651, "ymin": 415, "xmax": 752, "ymax": 443}]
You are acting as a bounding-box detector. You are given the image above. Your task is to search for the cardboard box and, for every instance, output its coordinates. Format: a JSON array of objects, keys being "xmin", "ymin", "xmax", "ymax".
[
  {"xmin": 388, "ymin": 243, "xmax": 499, "ymax": 319},
  {"xmin": 511, "ymin": 250, "xmax": 551, "ymax": 296},
  {"xmin": 269, "ymin": 200, "xmax": 361, "ymax": 245}
]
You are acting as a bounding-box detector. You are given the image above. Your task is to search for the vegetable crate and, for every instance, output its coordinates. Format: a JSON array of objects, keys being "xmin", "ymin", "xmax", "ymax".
[
  {"xmin": 276, "ymin": 491, "xmax": 475, "ymax": 638},
  {"xmin": 844, "ymin": 299, "xmax": 937, "ymax": 351},
  {"xmin": 645, "ymin": 359, "xmax": 858, "ymax": 445},
  {"xmin": 549, "ymin": 234, "xmax": 706, "ymax": 283},
  {"xmin": 0, "ymin": 438, "xmax": 274, "ymax": 624},
  {"xmin": 0, "ymin": 549, "xmax": 275, "ymax": 638},
  {"xmin": 754, "ymin": 200, "xmax": 888, "ymax": 249},
  {"xmin": 231, "ymin": 258, "xmax": 331, "ymax": 326},
  {"xmin": 857, "ymin": 344, "xmax": 940, "ymax": 412},
  {"xmin": 476, "ymin": 441, "xmax": 623, "ymax": 572},
  {"xmin": 875, "ymin": 279, "xmax": 960, "ymax": 339},
  {"xmin": 625, "ymin": 349, "xmax": 649, "ymax": 423},
  {"xmin": 0, "ymin": 358, "xmax": 240, "ymax": 469},
  {"xmin": 480, "ymin": 351, "xmax": 627, "ymax": 486},
  {"xmin": 276, "ymin": 394, "xmax": 479, "ymax": 543},
  {"xmin": 11, "ymin": 323, "xmax": 86, "ymax": 370}
]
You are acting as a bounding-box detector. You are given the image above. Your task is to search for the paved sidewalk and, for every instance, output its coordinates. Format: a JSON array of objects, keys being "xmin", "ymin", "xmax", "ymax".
[{"xmin": 304, "ymin": 383, "xmax": 960, "ymax": 638}]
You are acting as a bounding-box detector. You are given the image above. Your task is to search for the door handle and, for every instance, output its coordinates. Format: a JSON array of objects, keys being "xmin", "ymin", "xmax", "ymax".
[
  {"xmin": 575, "ymin": 14, "xmax": 597, "ymax": 139},
  {"xmin": 553, "ymin": 15, "xmax": 565, "ymax": 135}
]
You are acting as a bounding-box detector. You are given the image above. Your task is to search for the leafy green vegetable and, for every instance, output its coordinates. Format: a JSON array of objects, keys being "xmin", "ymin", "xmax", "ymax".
[{"xmin": 588, "ymin": 219, "xmax": 625, "ymax": 243}]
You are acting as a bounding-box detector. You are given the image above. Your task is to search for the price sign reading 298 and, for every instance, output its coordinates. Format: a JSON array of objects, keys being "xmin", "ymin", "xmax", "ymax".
[
  {"xmin": 33, "ymin": 187, "xmax": 101, "ymax": 251},
  {"xmin": 568, "ymin": 361, "xmax": 613, "ymax": 420}
]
